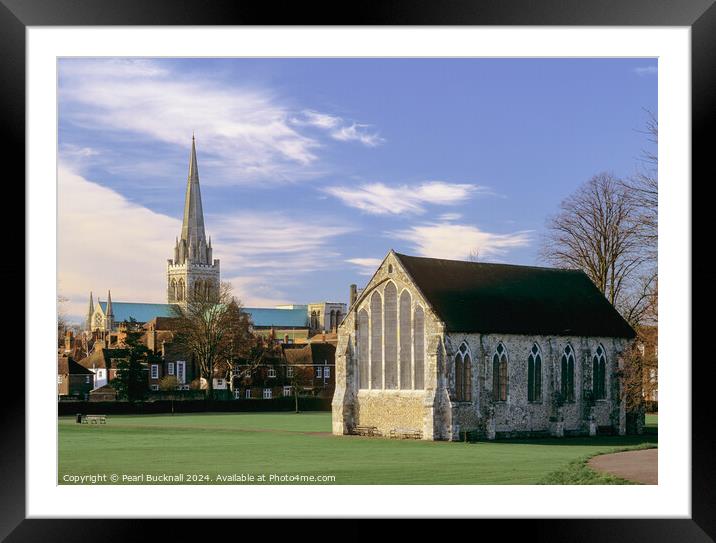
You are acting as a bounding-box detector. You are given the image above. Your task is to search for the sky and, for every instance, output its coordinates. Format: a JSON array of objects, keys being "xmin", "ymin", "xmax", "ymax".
[{"xmin": 58, "ymin": 58, "xmax": 657, "ymax": 323}]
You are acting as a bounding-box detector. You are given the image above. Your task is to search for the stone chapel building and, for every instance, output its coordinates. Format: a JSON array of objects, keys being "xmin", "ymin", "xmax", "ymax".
[{"xmin": 332, "ymin": 250, "xmax": 637, "ymax": 440}]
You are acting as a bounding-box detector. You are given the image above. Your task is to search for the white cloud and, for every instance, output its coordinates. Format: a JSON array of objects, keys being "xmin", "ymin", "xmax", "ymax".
[
  {"xmin": 58, "ymin": 165, "xmax": 355, "ymax": 321},
  {"xmin": 391, "ymin": 222, "xmax": 531, "ymax": 261},
  {"xmin": 209, "ymin": 213, "xmax": 354, "ymax": 278},
  {"xmin": 438, "ymin": 212, "xmax": 462, "ymax": 221},
  {"xmin": 346, "ymin": 257, "xmax": 383, "ymax": 275},
  {"xmin": 59, "ymin": 60, "xmax": 387, "ymax": 184},
  {"xmin": 634, "ymin": 65, "xmax": 657, "ymax": 76},
  {"xmin": 331, "ymin": 123, "xmax": 385, "ymax": 147},
  {"xmin": 60, "ymin": 60, "xmax": 321, "ymax": 183},
  {"xmin": 325, "ymin": 181, "xmax": 487, "ymax": 215},
  {"xmin": 291, "ymin": 110, "xmax": 342, "ymax": 130},
  {"xmin": 58, "ymin": 164, "xmax": 180, "ymax": 320},
  {"xmin": 222, "ymin": 275, "xmax": 293, "ymax": 308},
  {"xmin": 291, "ymin": 109, "xmax": 384, "ymax": 147}
]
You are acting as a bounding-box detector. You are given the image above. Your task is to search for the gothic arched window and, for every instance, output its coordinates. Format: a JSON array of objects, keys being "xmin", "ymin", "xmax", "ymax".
[
  {"xmin": 561, "ymin": 345, "xmax": 576, "ymax": 402},
  {"xmin": 527, "ymin": 343, "xmax": 542, "ymax": 402},
  {"xmin": 399, "ymin": 290, "xmax": 412, "ymax": 389},
  {"xmin": 370, "ymin": 291, "xmax": 383, "ymax": 389},
  {"xmin": 492, "ymin": 342, "xmax": 508, "ymax": 401},
  {"xmin": 593, "ymin": 344, "xmax": 607, "ymax": 400},
  {"xmin": 177, "ymin": 279, "xmax": 185, "ymax": 301},
  {"xmin": 454, "ymin": 342, "xmax": 472, "ymax": 401},
  {"xmin": 413, "ymin": 306, "xmax": 425, "ymax": 390},
  {"xmin": 383, "ymin": 282, "xmax": 398, "ymax": 389},
  {"xmin": 357, "ymin": 309, "xmax": 369, "ymax": 389}
]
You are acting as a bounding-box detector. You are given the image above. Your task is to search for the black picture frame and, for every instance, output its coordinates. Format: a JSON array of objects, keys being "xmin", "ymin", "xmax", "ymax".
[{"xmin": 5, "ymin": 0, "xmax": 706, "ymax": 538}]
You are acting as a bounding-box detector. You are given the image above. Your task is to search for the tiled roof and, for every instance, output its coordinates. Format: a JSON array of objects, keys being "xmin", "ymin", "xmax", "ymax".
[
  {"xmin": 76, "ymin": 347, "xmax": 129, "ymax": 370},
  {"xmin": 282, "ymin": 343, "xmax": 336, "ymax": 365},
  {"xmin": 58, "ymin": 356, "xmax": 94, "ymax": 375},
  {"xmin": 396, "ymin": 253, "xmax": 636, "ymax": 338}
]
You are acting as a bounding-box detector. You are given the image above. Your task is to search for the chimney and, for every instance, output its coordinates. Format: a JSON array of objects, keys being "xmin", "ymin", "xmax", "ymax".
[{"xmin": 349, "ymin": 284, "xmax": 358, "ymax": 307}]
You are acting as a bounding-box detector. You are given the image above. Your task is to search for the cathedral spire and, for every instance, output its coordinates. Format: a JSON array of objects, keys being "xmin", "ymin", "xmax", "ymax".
[
  {"xmin": 180, "ymin": 134, "xmax": 207, "ymax": 261},
  {"xmin": 106, "ymin": 290, "xmax": 114, "ymax": 317},
  {"xmin": 168, "ymin": 135, "xmax": 219, "ymax": 304},
  {"xmin": 105, "ymin": 290, "xmax": 114, "ymax": 334},
  {"xmin": 86, "ymin": 292, "xmax": 94, "ymax": 331}
]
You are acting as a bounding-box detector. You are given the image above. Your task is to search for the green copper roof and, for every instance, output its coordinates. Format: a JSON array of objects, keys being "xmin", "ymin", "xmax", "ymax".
[
  {"xmin": 99, "ymin": 302, "xmax": 176, "ymax": 324},
  {"xmin": 243, "ymin": 307, "xmax": 309, "ymax": 328}
]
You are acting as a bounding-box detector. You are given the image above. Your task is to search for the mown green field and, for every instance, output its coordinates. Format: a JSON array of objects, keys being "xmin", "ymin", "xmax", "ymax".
[{"xmin": 58, "ymin": 412, "xmax": 657, "ymax": 485}]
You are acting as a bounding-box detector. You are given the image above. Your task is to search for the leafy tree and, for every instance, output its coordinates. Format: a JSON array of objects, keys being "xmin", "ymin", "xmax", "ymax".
[{"xmin": 111, "ymin": 329, "xmax": 155, "ymax": 402}]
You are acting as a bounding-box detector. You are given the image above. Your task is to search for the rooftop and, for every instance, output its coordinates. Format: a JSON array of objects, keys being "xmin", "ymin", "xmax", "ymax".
[
  {"xmin": 243, "ymin": 307, "xmax": 309, "ymax": 328},
  {"xmin": 99, "ymin": 301, "xmax": 176, "ymax": 324},
  {"xmin": 395, "ymin": 252, "xmax": 636, "ymax": 338}
]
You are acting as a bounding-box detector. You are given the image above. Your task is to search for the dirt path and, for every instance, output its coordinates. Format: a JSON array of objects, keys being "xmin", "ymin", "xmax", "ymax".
[{"xmin": 588, "ymin": 448, "xmax": 658, "ymax": 484}]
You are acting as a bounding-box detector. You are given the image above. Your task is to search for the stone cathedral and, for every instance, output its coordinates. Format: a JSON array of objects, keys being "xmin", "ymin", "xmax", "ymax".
[
  {"xmin": 86, "ymin": 136, "xmax": 220, "ymax": 334},
  {"xmin": 85, "ymin": 136, "xmax": 345, "ymax": 338},
  {"xmin": 167, "ymin": 135, "xmax": 220, "ymax": 304}
]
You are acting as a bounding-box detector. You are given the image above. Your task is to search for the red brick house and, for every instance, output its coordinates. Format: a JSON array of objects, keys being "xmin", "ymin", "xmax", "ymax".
[{"xmin": 229, "ymin": 341, "xmax": 336, "ymax": 400}]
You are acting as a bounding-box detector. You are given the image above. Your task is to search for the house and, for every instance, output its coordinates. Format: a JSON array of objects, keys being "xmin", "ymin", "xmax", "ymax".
[
  {"xmin": 227, "ymin": 340, "xmax": 337, "ymax": 400},
  {"xmin": 57, "ymin": 355, "xmax": 95, "ymax": 399},
  {"xmin": 76, "ymin": 343, "xmax": 129, "ymax": 390},
  {"xmin": 282, "ymin": 342, "xmax": 336, "ymax": 398},
  {"xmin": 143, "ymin": 317, "xmax": 195, "ymax": 392},
  {"xmin": 332, "ymin": 251, "xmax": 637, "ymax": 441}
]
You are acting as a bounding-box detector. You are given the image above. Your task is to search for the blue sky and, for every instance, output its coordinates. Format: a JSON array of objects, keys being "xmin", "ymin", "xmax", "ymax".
[{"xmin": 57, "ymin": 58, "xmax": 657, "ymax": 322}]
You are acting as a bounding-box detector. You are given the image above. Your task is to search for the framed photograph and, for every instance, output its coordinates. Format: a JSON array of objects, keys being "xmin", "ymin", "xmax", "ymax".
[{"xmin": 7, "ymin": 0, "xmax": 707, "ymax": 536}]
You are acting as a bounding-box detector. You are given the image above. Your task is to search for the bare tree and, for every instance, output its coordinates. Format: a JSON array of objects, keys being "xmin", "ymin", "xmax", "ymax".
[
  {"xmin": 159, "ymin": 375, "xmax": 180, "ymax": 415},
  {"xmin": 285, "ymin": 351, "xmax": 314, "ymax": 413},
  {"xmin": 171, "ymin": 281, "xmax": 252, "ymax": 400},
  {"xmin": 620, "ymin": 111, "xmax": 658, "ymax": 326},
  {"xmin": 57, "ymin": 294, "xmax": 69, "ymax": 340},
  {"xmin": 467, "ymin": 248, "xmax": 480, "ymax": 262},
  {"xmin": 541, "ymin": 172, "xmax": 652, "ymax": 327},
  {"xmin": 623, "ymin": 110, "xmax": 658, "ymax": 260}
]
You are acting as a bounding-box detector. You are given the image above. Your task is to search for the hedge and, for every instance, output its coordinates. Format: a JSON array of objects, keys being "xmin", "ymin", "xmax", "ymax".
[{"xmin": 58, "ymin": 396, "xmax": 332, "ymax": 416}]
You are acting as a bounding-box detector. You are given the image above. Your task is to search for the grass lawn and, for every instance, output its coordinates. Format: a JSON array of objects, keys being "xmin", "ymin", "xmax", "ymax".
[{"xmin": 59, "ymin": 412, "xmax": 657, "ymax": 485}]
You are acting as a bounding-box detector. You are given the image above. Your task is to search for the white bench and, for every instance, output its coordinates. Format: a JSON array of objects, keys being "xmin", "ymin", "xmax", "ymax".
[{"xmin": 82, "ymin": 414, "xmax": 107, "ymax": 424}]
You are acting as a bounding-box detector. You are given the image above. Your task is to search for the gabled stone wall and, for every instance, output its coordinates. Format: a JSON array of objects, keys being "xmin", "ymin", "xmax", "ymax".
[{"xmin": 333, "ymin": 251, "xmax": 632, "ymax": 441}]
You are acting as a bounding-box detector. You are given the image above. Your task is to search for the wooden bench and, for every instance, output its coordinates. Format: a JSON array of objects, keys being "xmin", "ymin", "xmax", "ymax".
[
  {"xmin": 389, "ymin": 428, "xmax": 423, "ymax": 440},
  {"xmin": 353, "ymin": 425, "xmax": 380, "ymax": 437},
  {"xmin": 82, "ymin": 414, "xmax": 107, "ymax": 425}
]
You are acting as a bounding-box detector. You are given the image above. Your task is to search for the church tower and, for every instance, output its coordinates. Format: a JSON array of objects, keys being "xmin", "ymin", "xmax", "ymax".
[{"xmin": 167, "ymin": 135, "xmax": 220, "ymax": 304}]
